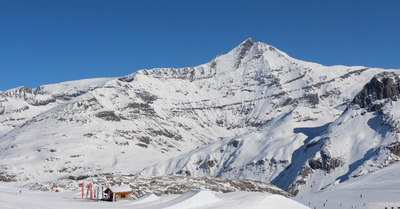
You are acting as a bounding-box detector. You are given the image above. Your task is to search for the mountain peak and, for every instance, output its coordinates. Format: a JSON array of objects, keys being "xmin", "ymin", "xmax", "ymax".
[
  {"xmin": 238, "ymin": 38, "xmax": 254, "ymax": 49},
  {"xmin": 242, "ymin": 37, "xmax": 253, "ymax": 44},
  {"xmin": 231, "ymin": 38, "xmax": 255, "ymax": 67}
]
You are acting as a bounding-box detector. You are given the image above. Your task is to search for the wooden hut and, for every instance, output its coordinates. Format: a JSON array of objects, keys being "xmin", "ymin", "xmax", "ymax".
[{"xmin": 104, "ymin": 186, "xmax": 132, "ymax": 202}]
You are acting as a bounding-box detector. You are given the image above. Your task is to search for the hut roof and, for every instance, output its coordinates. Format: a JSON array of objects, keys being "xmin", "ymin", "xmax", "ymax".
[{"xmin": 106, "ymin": 186, "xmax": 132, "ymax": 193}]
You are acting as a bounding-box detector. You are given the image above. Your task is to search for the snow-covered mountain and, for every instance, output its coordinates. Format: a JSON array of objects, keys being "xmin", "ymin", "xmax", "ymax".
[
  {"xmin": 139, "ymin": 71, "xmax": 400, "ymax": 195},
  {"xmin": 1, "ymin": 39, "xmax": 399, "ymax": 195}
]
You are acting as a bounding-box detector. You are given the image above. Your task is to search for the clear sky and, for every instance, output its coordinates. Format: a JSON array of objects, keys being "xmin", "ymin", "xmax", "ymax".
[{"xmin": 1, "ymin": 0, "xmax": 399, "ymax": 91}]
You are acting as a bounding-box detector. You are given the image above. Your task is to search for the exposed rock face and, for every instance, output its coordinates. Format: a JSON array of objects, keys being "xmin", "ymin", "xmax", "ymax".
[
  {"xmin": 389, "ymin": 142, "xmax": 400, "ymax": 157},
  {"xmin": 352, "ymin": 72, "xmax": 400, "ymax": 111},
  {"xmin": 95, "ymin": 111, "xmax": 121, "ymax": 121}
]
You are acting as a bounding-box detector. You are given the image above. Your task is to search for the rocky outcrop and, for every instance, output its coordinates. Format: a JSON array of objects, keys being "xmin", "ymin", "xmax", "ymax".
[
  {"xmin": 95, "ymin": 111, "xmax": 121, "ymax": 121},
  {"xmin": 389, "ymin": 142, "xmax": 400, "ymax": 157},
  {"xmin": 351, "ymin": 72, "xmax": 400, "ymax": 111},
  {"xmin": 28, "ymin": 174, "xmax": 292, "ymax": 198}
]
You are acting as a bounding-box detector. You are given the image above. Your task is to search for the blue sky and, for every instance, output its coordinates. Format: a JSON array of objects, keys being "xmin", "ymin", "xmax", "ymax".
[{"xmin": 1, "ymin": 0, "xmax": 399, "ymax": 91}]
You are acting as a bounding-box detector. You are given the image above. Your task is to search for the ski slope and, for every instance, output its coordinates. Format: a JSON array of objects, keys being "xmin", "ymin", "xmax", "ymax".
[
  {"xmin": 294, "ymin": 161, "xmax": 400, "ymax": 209},
  {"xmin": 0, "ymin": 188, "xmax": 309, "ymax": 209}
]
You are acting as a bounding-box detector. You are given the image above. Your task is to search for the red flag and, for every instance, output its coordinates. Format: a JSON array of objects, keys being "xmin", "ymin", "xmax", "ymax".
[
  {"xmin": 81, "ymin": 182, "xmax": 84, "ymax": 198},
  {"xmin": 89, "ymin": 183, "xmax": 93, "ymax": 200}
]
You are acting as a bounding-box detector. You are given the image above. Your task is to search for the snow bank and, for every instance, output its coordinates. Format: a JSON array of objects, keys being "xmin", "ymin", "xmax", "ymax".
[
  {"xmin": 131, "ymin": 193, "xmax": 160, "ymax": 205},
  {"xmin": 160, "ymin": 190, "xmax": 220, "ymax": 209}
]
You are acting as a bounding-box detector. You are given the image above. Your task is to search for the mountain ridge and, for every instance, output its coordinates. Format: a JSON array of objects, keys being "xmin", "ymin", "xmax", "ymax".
[{"xmin": 1, "ymin": 39, "xmax": 399, "ymax": 196}]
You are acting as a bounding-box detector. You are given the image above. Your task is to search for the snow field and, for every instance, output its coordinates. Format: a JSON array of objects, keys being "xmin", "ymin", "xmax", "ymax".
[{"xmin": 0, "ymin": 187, "xmax": 309, "ymax": 209}]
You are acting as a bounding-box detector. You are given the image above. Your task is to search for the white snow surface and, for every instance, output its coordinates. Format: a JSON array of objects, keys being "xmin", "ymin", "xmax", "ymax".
[
  {"xmin": 0, "ymin": 188, "xmax": 309, "ymax": 209},
  {"xmin": 35, "ymin": 77, "xmax": 114, "ymax": 95},
  {"xmin": 130, "ymin": 193, "xmax": 160, "ymax": 205},
  {"xmin": 294, "ymin": 161, "xmax": 400, "ymax": 209}
]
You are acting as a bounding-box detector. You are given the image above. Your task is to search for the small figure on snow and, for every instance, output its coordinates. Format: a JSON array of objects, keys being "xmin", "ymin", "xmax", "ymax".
[{"xmin": 19, "ymin": 190, "xmax": 21, "ymax": 194}]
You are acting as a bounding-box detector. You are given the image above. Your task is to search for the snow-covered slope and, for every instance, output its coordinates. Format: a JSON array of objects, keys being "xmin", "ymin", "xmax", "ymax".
[
  {"xmin": 294, "ymin": 161, "xmax": 400, "ymax": 209},
  {"xmin": 139, "ymin": 72, "xmax": 400, "ymax": 195},
  {"xmin": 0, "ymin": 78, "xmax": 113, "ymax": 136},
  {"xmin": 1, "ymin": 39, "xmax": 399, "ymax": 196}
]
